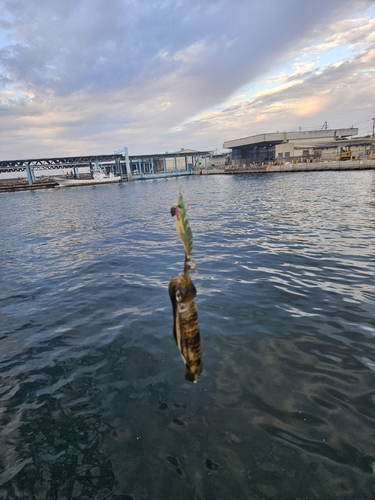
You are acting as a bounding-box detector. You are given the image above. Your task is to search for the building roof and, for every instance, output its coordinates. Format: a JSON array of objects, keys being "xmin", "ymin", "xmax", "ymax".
[
  {"xmin": 223, "ymin": 128, "xmax": 359, "ymax": 149},
  {"xmin": 130, "ymin": 149, "xmax": 214, "ymax": 160}
]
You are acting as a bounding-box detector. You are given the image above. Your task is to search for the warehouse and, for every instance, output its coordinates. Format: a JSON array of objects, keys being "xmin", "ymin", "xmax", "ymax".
[
  {"xmin": 222, "ymin": 127, "xmax": 372, "ymax": 166},
  {"xmin": 292, "ymin": 138, "xmax": 375, "ymax": 162}
]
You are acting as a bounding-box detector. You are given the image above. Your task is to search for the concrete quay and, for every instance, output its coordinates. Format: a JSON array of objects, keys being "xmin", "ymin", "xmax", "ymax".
[{"xmin": 199, "ymin": 160, "xmax": 375, "ymax": 175}]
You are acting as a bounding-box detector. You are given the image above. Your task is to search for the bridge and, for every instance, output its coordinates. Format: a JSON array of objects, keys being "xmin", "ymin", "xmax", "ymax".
[
  {"xmin": 0, "ymin": 148, "xmax": 214, "ymax": 184},
  {"xmin": 0, "ymin": 154, "xmax": 126, "ymax": 172}
]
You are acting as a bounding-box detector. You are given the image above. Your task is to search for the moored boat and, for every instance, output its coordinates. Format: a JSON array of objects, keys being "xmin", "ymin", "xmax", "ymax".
[{"xmin": 53, "ymin": 169, "xmax": 121, "ymax": 187}]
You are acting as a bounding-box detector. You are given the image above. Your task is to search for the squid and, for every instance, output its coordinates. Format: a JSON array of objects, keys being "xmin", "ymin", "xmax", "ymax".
[{"xmin": 169, "ymin": 194, "xmax": 202, "ymax": 381}]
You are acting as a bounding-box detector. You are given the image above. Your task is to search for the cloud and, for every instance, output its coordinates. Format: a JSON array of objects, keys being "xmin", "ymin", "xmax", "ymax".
[
  {"xmin": 313, "ymin": 15, "xmax": 375, "ymax": 52},
  {"xmin": 181, "ymin": 40, "xmax": 375, "ymax": 144},
  {"xmin": 0, "ymin": 0, "xmax": 373, "ymax": 159},
  {"xmin": 253, "ymin": 80, "xmax": 305, "ymax": 99}
]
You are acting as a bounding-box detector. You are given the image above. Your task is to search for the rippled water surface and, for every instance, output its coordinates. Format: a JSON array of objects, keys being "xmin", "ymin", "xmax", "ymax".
[{"xmin": 1, "ymin": 171, "xmax": 375, "ymax": 499}]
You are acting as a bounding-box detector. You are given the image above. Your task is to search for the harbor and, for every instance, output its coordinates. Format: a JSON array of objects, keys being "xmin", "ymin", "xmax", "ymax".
[
  {"xmin": 2, "ymin": 159, "xmax": 375, "ymax": 192},
  {"xmin": 2, "ymin": 2, "xmax": 375, "ymax": 497},
  {"xmin": 2, "ymin": 127, "xmax": 375, "ymax": 192}
]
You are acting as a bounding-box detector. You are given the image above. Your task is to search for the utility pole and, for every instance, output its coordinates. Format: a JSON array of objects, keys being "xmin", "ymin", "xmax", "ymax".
[{"xmin": 372, "ymin": 118, "xmax": 375, "ymax": 137}]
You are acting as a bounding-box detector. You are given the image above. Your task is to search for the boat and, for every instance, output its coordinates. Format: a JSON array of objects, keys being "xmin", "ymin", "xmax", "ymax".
[{"xmin": 53, "ymin": 169, "xmax": 122, "ymax": 187}]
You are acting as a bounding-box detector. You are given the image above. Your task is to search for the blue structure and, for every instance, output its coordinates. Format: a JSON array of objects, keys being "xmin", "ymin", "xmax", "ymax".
[
  {"xmin": 128, "ymin": 149, "xmax": 213, "ymax": 177},
  {"xmin": 25, "ymin": 165, "xmax": 36, "ymax": 185},
  {"xmin": 0, "ymin": 148, "xmax": 214, "ymax": 182}
]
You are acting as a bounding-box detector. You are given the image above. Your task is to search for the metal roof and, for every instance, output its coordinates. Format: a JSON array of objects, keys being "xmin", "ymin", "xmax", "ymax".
[
  {"xmin": 223, "ymin": 128, "xmax": 359, "ymax": 149},
  {"xmin": 130, "ymin": 149, "xmax": 213, "ymax": 160}
]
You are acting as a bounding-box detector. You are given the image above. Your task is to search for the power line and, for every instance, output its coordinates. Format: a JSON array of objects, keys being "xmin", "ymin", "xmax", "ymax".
[{"xmin": 350, "ymin": 118, "xmax": 373, "ymax": 126}]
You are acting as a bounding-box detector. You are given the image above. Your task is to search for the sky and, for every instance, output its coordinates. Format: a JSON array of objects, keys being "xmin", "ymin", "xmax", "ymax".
[{"xmin": 0, "ymin": 0, "xmax": 375, "ymax": 160}]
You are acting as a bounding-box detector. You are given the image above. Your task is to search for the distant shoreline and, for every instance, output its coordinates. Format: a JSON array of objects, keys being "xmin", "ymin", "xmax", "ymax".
[{"xmin": 1, "ymin": 161, "xmax": 375, "ymax": 192}]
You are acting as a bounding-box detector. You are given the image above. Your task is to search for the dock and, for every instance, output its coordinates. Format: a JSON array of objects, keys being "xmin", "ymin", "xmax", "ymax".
[
  {"xmin": 199, "ymin": 159, "xmax": 375, "ymax": 175},
  {"xmin": 0, "ymin": 178, "xmax": 58, "ymax": 193}
]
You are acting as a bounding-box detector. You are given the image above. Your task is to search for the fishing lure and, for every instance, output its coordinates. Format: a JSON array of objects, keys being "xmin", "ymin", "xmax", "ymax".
[
  {"xmin": 168, "ymin": 272, "xmax": 202, "ymax": 382},
  {"xmin": 171, "ymin": 195, "xmax": 197, "ymax": 271}
]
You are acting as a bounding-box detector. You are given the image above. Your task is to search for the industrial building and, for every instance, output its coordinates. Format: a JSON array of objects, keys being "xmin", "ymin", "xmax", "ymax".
[{"xmin": 223, "ymin": 127, "xmax": 375, "ymax": 166}]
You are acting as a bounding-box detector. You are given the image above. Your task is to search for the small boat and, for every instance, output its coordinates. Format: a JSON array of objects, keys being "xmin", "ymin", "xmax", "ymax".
[{"xmin": 53, "ymin": 169, "xmax": 122, "ymax": 187}]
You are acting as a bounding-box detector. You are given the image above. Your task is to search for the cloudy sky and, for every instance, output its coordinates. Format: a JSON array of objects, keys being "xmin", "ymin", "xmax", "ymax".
[{"xmin": 0, "ymin": 0, "xmax": 375, "ymax": 160}]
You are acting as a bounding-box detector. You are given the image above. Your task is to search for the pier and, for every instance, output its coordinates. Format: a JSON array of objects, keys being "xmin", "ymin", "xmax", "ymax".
[
  {"xmin": 0, "ymin": 178, "xmax": 58, "ymax": 193},
  {"xmin": 123, "ymin": 149, "xmax": 213, "ymax": 177}
]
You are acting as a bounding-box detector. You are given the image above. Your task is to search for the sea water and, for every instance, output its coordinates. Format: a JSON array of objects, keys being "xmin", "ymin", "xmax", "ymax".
[{"xmin": 1, "ymin": 171, "xmax": 375, "ymax": 499}]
